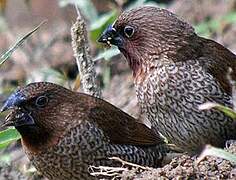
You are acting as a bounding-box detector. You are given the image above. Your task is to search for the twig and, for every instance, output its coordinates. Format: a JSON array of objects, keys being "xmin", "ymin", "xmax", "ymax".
[
  {"xmin": 109, "ymin": 157, "xmax": 151, "ymax": 170},
  {"xmin": 71, "ymin": 6, "xmax": 101, "ymax": 98},
  {"xmin": 89, "ymin": 165, "xmax": 127, "ymax": 177},
  {"xmin": 88, "ymin": 157, "xmax": 151, "ymax": 179}
]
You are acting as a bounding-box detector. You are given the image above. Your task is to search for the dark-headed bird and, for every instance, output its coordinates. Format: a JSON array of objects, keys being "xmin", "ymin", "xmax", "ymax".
[
  {"xmin": 98, "ymin": 6, "xmax": 236, "ymax": 153},
  {"xmin": 1, "ymin": 82, "xmax": 172, "ymax": 180}
]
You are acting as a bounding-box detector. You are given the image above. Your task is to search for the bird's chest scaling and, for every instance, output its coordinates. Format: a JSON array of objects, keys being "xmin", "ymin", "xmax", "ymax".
[
  {"xmin": 135, "ymin": 61, "xmax": 200, "ymax": 114},
  {"xmin": 135, "ymin": 60, "xmax": 229, "ymax": 137}
]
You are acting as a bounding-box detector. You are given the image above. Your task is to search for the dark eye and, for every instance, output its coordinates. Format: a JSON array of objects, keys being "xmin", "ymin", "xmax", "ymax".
[
  {"xmin": 124, "ymin": 25, "xmax": 134, "ymax": 38},
  {"xmin": 35, "ymin": 95, "xmax": 48, "ymax": 108}
]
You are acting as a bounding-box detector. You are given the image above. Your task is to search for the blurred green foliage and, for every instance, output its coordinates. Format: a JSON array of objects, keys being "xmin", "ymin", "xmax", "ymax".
[
  {"xmin": 0, "ymin": 128, "xmax": 21, "ymax": 149},
  {"xmin": 94, "ymin": 48, "xmax": 120, "ymax": 61},
  {"xmin": 195, "ymin": 12, "xmax": 236, "ymax": 38},
  {"xmin": 26, "ymin": 67, "xmax": 67, "ymax": 85}
]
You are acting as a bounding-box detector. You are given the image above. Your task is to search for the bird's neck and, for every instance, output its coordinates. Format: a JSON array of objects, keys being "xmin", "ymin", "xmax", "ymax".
[
  {"xmin": 127, "ymin": 35, "xmax": 202, "ymax": 84},
  {"xmin": 16, "ymin": 125, "xmax": 61, "ymax": 154},
  {"xmin": 119, "ymin": 48, "xmax": 149, "ymax": 83}
]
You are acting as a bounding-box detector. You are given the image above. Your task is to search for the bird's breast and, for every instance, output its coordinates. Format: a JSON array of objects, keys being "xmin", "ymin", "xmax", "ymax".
[{"xmin": 135, "ymin": 59, "xmax": 234, "ymax": 151}]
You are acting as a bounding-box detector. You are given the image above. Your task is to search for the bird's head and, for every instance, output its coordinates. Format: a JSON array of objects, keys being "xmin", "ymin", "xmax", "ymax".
[
  {"xmin": 1, "ymin": 82, "xmax": 76, "ymax": 152},
  {"xmin": 98, "ymin": 6, "xmax": 196, "ymax": 80}
]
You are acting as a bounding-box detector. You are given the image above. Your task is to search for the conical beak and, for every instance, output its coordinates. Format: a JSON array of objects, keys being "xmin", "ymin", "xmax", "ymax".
[
  {"xmin": 97, "ymin": 33, "xmax": 109, "ymax": 44},
  {"xmin": 1, "ymin": 91, "xmax": 26, "ymax": 113},
  {"xmin": 97, "ymin": 25, "xmax": 114, "ymax": 44},
  {"xmin": 1, "ymin": 109, "xmax": 35, "ymax": 128},
  {"xmin": 0, "ymin": 91, "xmax": 35, "ymax": 128},
  {"xmin": 97, "ymin": 25, "xmax": 124, "ymax": 48}
]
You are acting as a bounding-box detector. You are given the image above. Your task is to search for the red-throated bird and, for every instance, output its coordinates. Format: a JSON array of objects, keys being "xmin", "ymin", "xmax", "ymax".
[
  {"xmin": 1, "ymin": 82, "xmax": 173, "ymax": 180},
  {"xmin": 98, "ymin": 6, "xmax": 236, "ymax": 153}
]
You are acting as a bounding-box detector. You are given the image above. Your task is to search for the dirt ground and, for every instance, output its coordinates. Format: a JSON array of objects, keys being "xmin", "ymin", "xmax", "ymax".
[
  {"xmin": 0, "ymin": 0, "xmax": 236, "ymax": 179},
  {"xmin": 120, "ymin": 142, "xmax": 236, "ymax": 179}
]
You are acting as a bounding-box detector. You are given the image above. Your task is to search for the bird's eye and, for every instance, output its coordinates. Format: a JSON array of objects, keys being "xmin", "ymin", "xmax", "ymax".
[
  {"xmin": 124, "ymin": 26, "xmax": 134, "ymax": 38},
  {"xmin": 35, "ymin": 95, "xmax": 48, "ymax": 108}
]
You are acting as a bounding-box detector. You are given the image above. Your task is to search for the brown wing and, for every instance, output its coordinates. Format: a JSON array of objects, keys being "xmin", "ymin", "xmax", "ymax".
[
  {"xmin": 87, "ymin": 98, "xmax": 164, "ymax": 146},
  {"xmin": 200, "ymin": 37, "xmax": 236, "ymax": 95}
]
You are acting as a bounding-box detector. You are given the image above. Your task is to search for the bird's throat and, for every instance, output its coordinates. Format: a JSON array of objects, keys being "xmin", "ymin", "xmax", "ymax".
[
  {"xmin": 119, "ymin": 48, "xmax": 143, "ymax": 79},
  {"xmin": 17, "ymin": 125, "xmax": 58, "ymax": 154}
]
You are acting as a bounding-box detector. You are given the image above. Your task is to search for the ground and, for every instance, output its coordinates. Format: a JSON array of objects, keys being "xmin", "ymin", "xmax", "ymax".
[{"xmin": 121, "ymin": 142, "xmax": 236, "ymax": 179}]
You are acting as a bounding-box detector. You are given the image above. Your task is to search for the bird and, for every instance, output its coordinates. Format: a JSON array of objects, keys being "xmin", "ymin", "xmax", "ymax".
[
  {"xmin": 98, "ymin": 6, "xmax": 236, "ymax": 154},
  {"xmin": 1, "ymin": 82, "xmax": 173, "ymax": 180}
]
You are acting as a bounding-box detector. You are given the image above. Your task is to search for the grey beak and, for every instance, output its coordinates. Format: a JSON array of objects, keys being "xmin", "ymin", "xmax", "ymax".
[
  {"xmin": 1, "ymin": 91, "xmax": 26, "ymax": 112},
  {"xmin": 98, "ymin": 25, "xmax": 124, "ymax": 48},
  {"xmin": 97, "ymin": 34, "xmax": 109, "ymax": 44}
]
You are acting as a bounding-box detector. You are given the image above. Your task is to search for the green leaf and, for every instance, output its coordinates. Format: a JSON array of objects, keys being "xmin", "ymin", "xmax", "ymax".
[
  {"xmin": 0, "ymin": 20, "xmax": 46, "ymax": 67},
  {"xmin": 195, "ymin": 12, "xmax": 236, "ymax": 38},
  {"xmin": 90, "ymin": 10, "xmax": 118, "ymax": 42},
  {"xmin": 194, "ymin": 21, "xmax": 211, "ymax": 37},
  {"xmin": 94, "ymin": 48, "xmax": 120, "ymax": 61},
  {"xmin": 223, "ymin": 12, "xmax": 236, "ymax": 24},
  {"xmin": 199, "ymin": 102, "xmax": 236, "ymax": 120},
  {"xmin": 197, "ymin": 145, "xmax": 236, "ymax": 164},
  {"xmin": 0, "ymin": 128, "xmax": 21, "ymax": 149}
]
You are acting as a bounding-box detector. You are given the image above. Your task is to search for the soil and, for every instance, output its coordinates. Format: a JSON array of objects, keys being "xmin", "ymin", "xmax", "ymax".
[{"xmin": 120, "ymin": 142, "xmax": 236, "ymax": 179}]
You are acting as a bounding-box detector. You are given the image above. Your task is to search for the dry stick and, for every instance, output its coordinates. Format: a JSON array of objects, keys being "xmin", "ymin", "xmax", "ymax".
[
  {"xmin": 71, "ymin": 8, "xmax": 101, "ymax": 98},
  {"xmin": 88, "ymin": 157, "xmax": 151, "ymax": 178},
  {"xmin": 109, "ymin": 157, "xmax": 151, "ymax": 170},
  {"xmin": 89, "ymin": 165, "xmax": 128, "ymax": 177}
]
